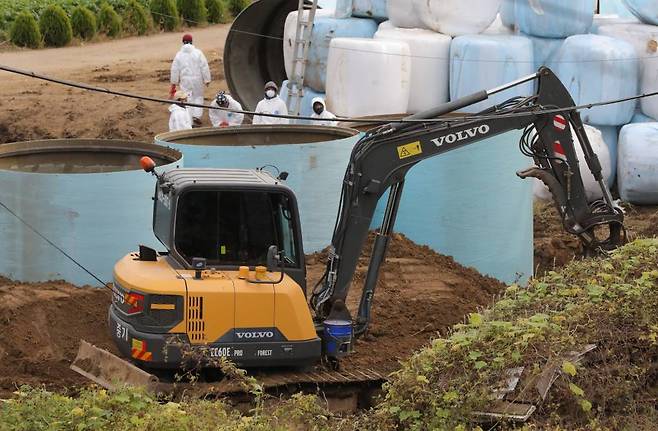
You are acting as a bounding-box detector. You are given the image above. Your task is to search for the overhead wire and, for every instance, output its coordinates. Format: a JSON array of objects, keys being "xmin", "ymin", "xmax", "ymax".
[{"xmin": 1, "ymin": 63, "xmax": 657, "ymax": 126}]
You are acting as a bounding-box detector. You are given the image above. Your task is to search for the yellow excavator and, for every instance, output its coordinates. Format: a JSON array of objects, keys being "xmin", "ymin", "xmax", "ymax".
[{"xmin": 72, "ymin": 68, "xmax": 625, "ymax": 389}]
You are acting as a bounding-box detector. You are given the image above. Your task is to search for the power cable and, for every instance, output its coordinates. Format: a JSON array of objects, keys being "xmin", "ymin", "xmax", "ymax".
[{"xmin": 1, "ymin": 63, "xmax": 657, "ymax": 125}]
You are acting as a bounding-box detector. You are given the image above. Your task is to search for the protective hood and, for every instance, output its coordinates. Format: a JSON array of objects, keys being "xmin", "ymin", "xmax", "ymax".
[{"xmin": 311, "ymin": 97, "xmax": 326, "ymax": 109}]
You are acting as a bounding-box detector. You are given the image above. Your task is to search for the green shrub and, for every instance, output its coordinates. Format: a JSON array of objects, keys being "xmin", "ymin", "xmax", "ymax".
[
  {"xmin": 227, "ymin": 0, "xmax": 250, "ymax": 17},
  {"xmin": 122, "ymin": 0, "xmax": 151, "ymax": 35},
  {"xmin": 177, "ymin": 0, "xmax": 207, "ymax": 26},
  {"xmin": 207, "ymin": 0, "xmax": 230, "ymax": 23},
  {"xmin": 9, "ymin": 12, "xmax": 41, "ymax": 48},
  {"xmin": 150, "ymin": 0, "xmax": 180, "ymax": 31},
  {"xmin": 39, "ymin": 5, "xmax": 72, "ymax": 47},
  {"xmin": 98, "ymin": 3, "xmax": 123, "ymax": 37},
  {"xmin": 71, "ymin": 6, "xmax": 97, "ymax": 40}
]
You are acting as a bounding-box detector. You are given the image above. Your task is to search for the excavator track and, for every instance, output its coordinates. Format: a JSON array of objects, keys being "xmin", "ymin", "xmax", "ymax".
[{"xmin": 72, "ymin": 341, "xmax": 386, "ymax": 410}]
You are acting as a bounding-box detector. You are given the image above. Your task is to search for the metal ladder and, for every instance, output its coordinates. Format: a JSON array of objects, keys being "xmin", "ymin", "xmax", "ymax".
[{"xmin": 286, "ymin": 0, "xmax": 319, "ymax": 117}]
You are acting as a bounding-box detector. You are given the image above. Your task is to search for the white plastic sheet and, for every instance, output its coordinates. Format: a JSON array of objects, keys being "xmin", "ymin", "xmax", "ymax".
[
  {"xmin": 618, "ymin": 123, "xmax": 658, "ymax": 204},
  {"xmin": 590, "ymin": 14, "xmax": 638, "ymax": 33},
  {"xmin": 374, "ymin": 25, "xmax": 451, "ymax": 113},
  {"xmin": 414, "ymin": 0, "xmax": 501, "ymax": 36},
  {"xmin": 632, "ymin": 110, "xmax": 656, "ymax": 122},
  {"xmin": 387, "ymin": 0, "xmax": 426, "ymax": 29},
  {"xmin": 352, "ymin": 0, "xmax": 387, "ymax": 20},
  {"xmin": 450, "ymin": 35, "xmax": 534, "ymax": 113},
  {"xmin": 483, "ymin": 14, "xmax": 515, "ymax": 35},
  {"xmin": 515, "ymin": 0, "xmax": 594, "ymax": 38},
  {"xmin": 550, "ymin": 34, "xmax": 639, "ymax": 125},
  {"xmin": 326, "ymin": 38, "xmax": 411, "ymax": 117},
  {"xmin": 595, "ymin": 125, "xmax": 620, "ymax": 186}
]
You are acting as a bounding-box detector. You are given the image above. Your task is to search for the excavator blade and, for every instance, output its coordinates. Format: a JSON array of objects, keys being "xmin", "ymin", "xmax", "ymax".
[{"xmin": 71, "ymin": 340, "xmax": 159, "ymax": 391}]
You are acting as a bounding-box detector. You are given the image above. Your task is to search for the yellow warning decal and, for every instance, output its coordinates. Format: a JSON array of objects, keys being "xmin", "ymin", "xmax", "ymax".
[{"xmin": 397, "ymin": 141, "xmax": 422, "ymax": 159}]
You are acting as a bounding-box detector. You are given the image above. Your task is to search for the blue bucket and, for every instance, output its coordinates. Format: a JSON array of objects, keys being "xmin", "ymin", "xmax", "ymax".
[{"xmin": 322, "ymin": 319, "xmax": 353, "ymax": 359}]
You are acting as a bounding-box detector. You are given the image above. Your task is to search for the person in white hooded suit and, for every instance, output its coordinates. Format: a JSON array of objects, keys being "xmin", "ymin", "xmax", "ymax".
[
  {"xmin": 170, "ymin": 33, "xmax": 211, "ymax": 126},
  {"xmin": 253, "ymin": 81, "xmax": 289, "ymax": 125},
  {"xmin": 310, "ymin": 97, "xmax": 337, "ymax": 127}
]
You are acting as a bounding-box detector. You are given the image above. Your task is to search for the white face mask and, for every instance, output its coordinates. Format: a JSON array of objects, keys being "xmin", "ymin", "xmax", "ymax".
[{"xmin": 265, "ymin": 89, "xmax": 276, "ymax": 99}]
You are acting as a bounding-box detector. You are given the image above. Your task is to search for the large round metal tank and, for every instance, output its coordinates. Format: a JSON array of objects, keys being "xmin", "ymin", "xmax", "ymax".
[
  {"xmin": 224, "ymin": 0, "xmax": 304, "ymax": 110},
  {"xmin": 0, "ymin": 140, "xmax": 183, "ymax": 285},
  {"xmin": 154, "ymin": 126, "xmax": 361, "ymax": 253}
]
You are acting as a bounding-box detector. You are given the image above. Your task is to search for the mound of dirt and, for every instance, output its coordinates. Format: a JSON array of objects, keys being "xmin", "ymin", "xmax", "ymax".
[
  {"xmin": 0, "ymin": 234, "xmax": 503, "ymax": 395},
  {"xmin": 0, "ymin": 278, "xmax": 114, "ymax": 397},
  {"xmin": 306, "ymin": 232, "xmax": 504, "ymax": 374}
]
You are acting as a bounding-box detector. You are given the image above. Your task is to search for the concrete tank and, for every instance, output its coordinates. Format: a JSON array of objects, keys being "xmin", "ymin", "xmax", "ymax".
[
  {"xmin": 0, "ymin": 140, "xmax": 183, "ymax": 285},
  {"xmin": 154, "ymin": 126, "xmax": 361, "ymax": 252}
]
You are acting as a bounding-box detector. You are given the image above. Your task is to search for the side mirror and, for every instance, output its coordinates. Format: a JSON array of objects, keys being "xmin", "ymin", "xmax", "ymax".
[{"xmin": 266, "ymin": 245, "xmax": 280, "ymax": 272}]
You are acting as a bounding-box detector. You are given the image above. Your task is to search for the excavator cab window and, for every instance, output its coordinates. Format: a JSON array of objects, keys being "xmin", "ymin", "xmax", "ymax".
[{"xmin": 174, "ymin": 190, "xmax": 299, "ymax": 268}]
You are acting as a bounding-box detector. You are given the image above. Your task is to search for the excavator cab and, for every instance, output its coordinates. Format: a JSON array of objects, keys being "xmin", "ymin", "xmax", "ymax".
[{"xmin": 107, "ymin": 168, "xmax": 322, "ymax": 370}]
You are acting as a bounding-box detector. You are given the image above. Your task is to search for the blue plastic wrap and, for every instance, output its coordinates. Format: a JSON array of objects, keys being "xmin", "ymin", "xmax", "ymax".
[
  {"xmin": 351, "ymin": 0, "xmax": 387, "ymax": 20},
  {"xmin": 521, "ymin": 33, "xmax": 564, "ymax": 70},
  {"xmin": 450, "ymin": 35, "xmax": 535, "ymax": 113},
  {"xmin": 501, "ymin": 0, "xmax": 515, "ymax": 27},
  {"xmin": 632, "ymin": 110, "xmax": 656, "ymax": 122},
  {"xmin": 600, "ymin": 0, "xmax": 636, "ymax": 17},
  {"xmin": 622, "ymin": 0, "xmax": 658, "ymax": 25},
  {"xmin": 515, "ymin": 0, "xmax": 594, "ymax": 37},
  {"xmin": 618, "ymin": 123, "xmax": 658, "ymax": 204},
  {"xmin": 373, "ymin": 131, "xmax": 533, "ymax": 285},
  {"xmin": 304, "ymin": 17, "xmax": 378, "ymax": 92},
  {"xmin": 550, "ymin": 35, "xmax": 639, "ymax": 125}
]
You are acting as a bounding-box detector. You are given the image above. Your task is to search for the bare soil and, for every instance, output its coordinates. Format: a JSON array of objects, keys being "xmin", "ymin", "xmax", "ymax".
[
  {"xmin": 0, "ymin": 234, "xmax": 503, "ymax": 396},
  {"xmin": 0, "ymin": 25, "xmax": 230, "ymax": 144}
]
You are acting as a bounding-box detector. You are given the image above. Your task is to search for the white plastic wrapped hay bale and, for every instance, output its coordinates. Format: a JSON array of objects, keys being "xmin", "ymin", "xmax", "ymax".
[
  {"xmin": 326, "ymin": 38, "xmax": 411, "ymax": 117},
  {"xmin": 283, "ymin": 15, "xmax": 378, "ymax": 92},
  {"xmin": 374, "ymin": 25, "xmax": 451, "ymax": 113},
  {"xmin": 500, "ymin": 0, "xmax": 515, "ymax": 28},
  {"xmin": 549, "ymin": 35, "xmax": 639, "ymax": 126},
  {"xmin": 387, "ymin": 0, "xmax": 425, "ymax": 29},
  {"xmin": 450, "ymin": 35, "xmax": 534, "ymax": 113},
  {"xmin": 413, "ymin": 0, "xmax": 501, "ymax": 36},
  {"xmin": 521, "ymin": 33, "xmax": 564, "ymax": 69},
  {"xmin": 283, "ymin": 9, "xmax": 335, "ymax": 81},
  {"xmin": 622, "ymin": 0, "xmax": 658, "ymax": 25},
  {"xmin": 515, "ymin": 0, "xmax": 594, "ymax": 38},
  {"xmin": 618, "ymin": 123, "xmax": 658, "ymax": 204},
  {"xmin": 533, "ymin": 124, "xmax": 612, "ymax": 201},
  {"xmin": 597, "ymin": 23, "xmax": 658, "ymax": 119}
]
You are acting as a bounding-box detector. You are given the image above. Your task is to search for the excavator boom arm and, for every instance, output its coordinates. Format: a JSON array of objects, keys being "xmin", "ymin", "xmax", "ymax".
[{"xmin": 312, "ymin": 67, "xmax": 624, "ymax": 331}]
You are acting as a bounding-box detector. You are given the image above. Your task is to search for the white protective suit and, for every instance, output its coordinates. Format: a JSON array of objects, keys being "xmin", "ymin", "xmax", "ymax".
[
  {"xmin": 209, "ymin": 95, "xmax": 244, "ymax": 127},
  {"xmin": 170, "ymin": 44, "xmax": 211, "ymax": 120},
  {"xmin": 253, "ymin": 95, "xmax": 290, "ymax": 125},
  {"xmin": 310, "ymin": 97, "xmax": 338, "ymax": 127},
  {"xmin": 169, "ymin": 104, "xmax": 192, "ymax": 131}
]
